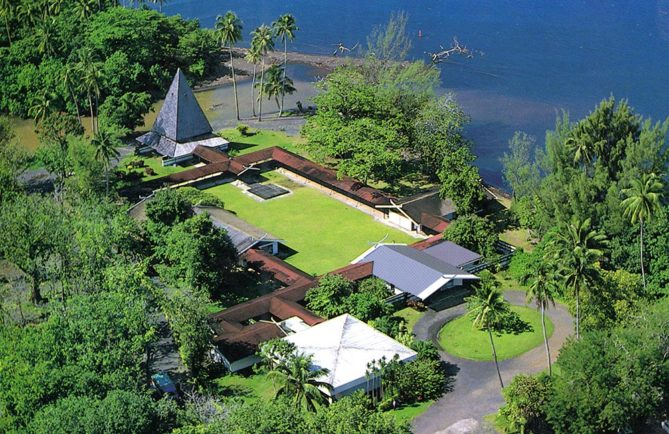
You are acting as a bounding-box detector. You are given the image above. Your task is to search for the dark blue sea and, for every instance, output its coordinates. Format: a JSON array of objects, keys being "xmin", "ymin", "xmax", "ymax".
[{"xmin": 161, "ymin": 0, "xmax": 669, "ymax": 185}]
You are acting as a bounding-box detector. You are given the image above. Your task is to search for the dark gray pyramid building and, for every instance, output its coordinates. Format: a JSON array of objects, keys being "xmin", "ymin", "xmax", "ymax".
[{"xmin": 137, "ymin": 68, "xmax": 228, "ymax": 163}]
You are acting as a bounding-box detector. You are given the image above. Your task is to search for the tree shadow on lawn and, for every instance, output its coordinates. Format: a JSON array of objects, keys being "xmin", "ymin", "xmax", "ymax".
[{"xmin": 495, "ymin": 311, "xmax": 533, "ymax": 335}]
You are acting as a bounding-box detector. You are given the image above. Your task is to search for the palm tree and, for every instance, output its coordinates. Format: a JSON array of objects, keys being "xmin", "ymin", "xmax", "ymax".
[
  {"xmin": 28, "ymin": 91, "xmax": 53, "ymax": 128},
  {"xmin": 256, "ymin": 65, "xmax": 296, "ymax": 114},
  {"xmin": 215, "ymin": 12, "xmax": 243, "ymax": 121},
  {"xmin": 548, "ymin": 217, "xmax": 607, "ymax": 339},
  {"xmin": 63, "ymin": 63, "xmax": 82, "ymax": 124},
  {"xmin": 272, "ymin": 14, "xmax": 297, "ymax": 117},
  {"xmin": 565, "ymin": 136, "xmax": 592, "ymax": 167},
  {"xmin": 621, "ymin": 173, "xmax": 664, "ymax": 290},
  {"xmin": 526, "ymin": 263, "xmax": 558, "ymax": 376},
  {"xmin": 465, "ymin": 271, "xmax": 510, "ymax": 389},
  {"xmin": 92, "ymin": 128, "xmax": 120, "ymax": 196},
  {"xmin": 244, "ymin": 47, "xmax": 261, "ymax": 117},
  {"xmin": 267, "ymin": 351, "xmax": 333, "ymax": 411},
  {"xmin": 250, "ymin": 25, "xmax": 274, "ymax": 122},
  {"xmin": 76, "ymin": 48, "xmax": 103, "ymax": 134},
  {"xmin": 0, "ymin": 0, "xmax": 15, "ymax": 46}
]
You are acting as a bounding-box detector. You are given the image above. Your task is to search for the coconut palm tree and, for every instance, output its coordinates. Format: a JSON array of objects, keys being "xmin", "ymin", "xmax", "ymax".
[
  {"xmin": 526, "ymin": 263, "xmax": 558, "ymax": 376},
  {"xmin": 92, "ymin": 128, "xmax": 120, "ymax": 196},
  {"xmin": 250, "ymin": 25, "xmax": 274, "ymax": 122},
  {"xmin": 548, "ymin": 217, "xmax": 607, "ymax": 339},
  {"xmin": 28, "ymin": 91, "xmax": 53, "ymax": 128},
  {"xmin": 621, "ymin": 172, "xmax": 665, "ymax": 289},
  {"xmin": 215, "ymin": 11, "xmax": 242, "ymax": 121},
  {"xmin": 63, "ymin": 63, "xmax": 82, "ymax": 124},
  {"xmin": 267, "ymin": 351, "xmax": 332, "ymax": 411},
  {"xmin": 256, "ymin": 65, "xmax": 296, "ymax": 114},
  {"xmin": 465, "ymin": 271, "xmax": 510, "ymax": 389},
  {"xmin": 76, "ymin": 48, "xmax": 103, "ymax": 134},
  {"xmin": 0, "ymin": 0, "xmax": 15, "ymax": 46},
  {"xmin": 272, "ymin": 14, "xmax": 297, "ymax": 116},
  {"xmin": 244, "ymin": 47, "xmax": 261, "ymax": 117},
  {"xmin": 565, "ymin": 136, "xmax": 593, "ymax": 167}
]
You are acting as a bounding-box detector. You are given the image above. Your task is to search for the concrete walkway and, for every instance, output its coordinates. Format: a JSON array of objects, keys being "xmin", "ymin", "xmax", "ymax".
[{"xmin": 411, "ymin": 290, "xmax": 573, "ymax": 434}]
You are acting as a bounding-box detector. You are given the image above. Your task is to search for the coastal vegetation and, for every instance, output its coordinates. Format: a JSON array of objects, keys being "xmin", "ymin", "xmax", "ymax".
[{"xmin": 0, "ymin": 2, "xmax": 668, "ymax": 433}]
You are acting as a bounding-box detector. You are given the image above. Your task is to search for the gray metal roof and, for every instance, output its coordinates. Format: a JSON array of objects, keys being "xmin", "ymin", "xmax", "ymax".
[
  {"xmin": 152, "ymin": 68, "xmax": 213, "ymax": 142},
  {"xmin": 397, "ymin": 189, "xmax": 457, "ymax": 224},
  {"xmin": 194, "ymin": 206, "xmax": 282, "ymax": 253},
  {"xmin": 423, "ymin": 241, "xmax": 482, "ymax": 268},
  {"xmin": 136, "ymin": 131, "xmax": 228, "ymax": 158},
  {"xmin": 356, "ymin": 244, "xmax": 477, "ymax": 299}
]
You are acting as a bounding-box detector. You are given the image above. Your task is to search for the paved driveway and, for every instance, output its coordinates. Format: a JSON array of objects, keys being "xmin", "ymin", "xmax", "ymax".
[{"xmin": 411, "ymin": 290, "xmax": 573, "ymax": 434}]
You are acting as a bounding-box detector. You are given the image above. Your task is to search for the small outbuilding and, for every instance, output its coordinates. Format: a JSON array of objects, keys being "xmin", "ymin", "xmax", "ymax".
[
  {"xmin": 136, "ymin": 68, "xmax": 228, "ymax": 165},
  {"xmin": 284, "ymin": 314, "xmax": 417, "ymax": 398},
  {"xmin": 194, "ymin": 206, "xmax": 283, "ymax": 255}
]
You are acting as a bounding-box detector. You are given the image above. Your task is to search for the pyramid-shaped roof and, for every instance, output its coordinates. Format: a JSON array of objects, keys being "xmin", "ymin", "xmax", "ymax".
[
  {"xmin": 152, "ymin": 68, "xmax": 212, "ymax": 142},
  {"xmin": 284, "ymin": 314, "xmax": 417, "ymax": 394}
]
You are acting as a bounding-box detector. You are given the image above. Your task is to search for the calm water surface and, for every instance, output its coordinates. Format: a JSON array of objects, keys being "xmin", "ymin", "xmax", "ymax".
[
  {"xmin": 22, "ymin": 1, "xmax": 668, "ymax": 186},
  {"xmin": 161, "ymin": 0, "xmax": 669, "ymax": 185}
]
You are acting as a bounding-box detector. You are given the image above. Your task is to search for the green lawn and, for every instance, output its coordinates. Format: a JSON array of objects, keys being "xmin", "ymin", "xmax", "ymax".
[
  {"xmin": 390, "ymin": 400, "xmax": 434, "ymax": 424},
  {"xmin": 393, "ymin": 307, "xmax": 425, "ymax": 333},
  {"xmin": 438, "ymin": 305, "xmax": 554, "ymax": 361},
  {"xmin": 204, "ymin": 171, "xmax": 417, "ymax": 275},
  {"xmin": 117, "ymin": 154, "xmax": 192, "ymax": 182},
  {"xmin": 214, "ymin": 373, "xmax": 276, "ymax": 403},
  {"xmin": 213, "ymin": 373, "xmax": 432, "ymax": 422},
  {"xmin": 219, "ymin": 129, "xmax": 306, "ymax": 157}
]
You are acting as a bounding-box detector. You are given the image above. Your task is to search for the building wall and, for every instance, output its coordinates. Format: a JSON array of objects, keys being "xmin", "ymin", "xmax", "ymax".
[{"xmin": 387, "ymin": 211, "xmax": 415, "ymax": 231}]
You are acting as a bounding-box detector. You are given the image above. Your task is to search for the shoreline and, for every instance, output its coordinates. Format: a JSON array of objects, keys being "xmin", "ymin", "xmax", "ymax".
[{"xmin": 195, "ymin": 47, "xmax": 362, "ymax": 92}]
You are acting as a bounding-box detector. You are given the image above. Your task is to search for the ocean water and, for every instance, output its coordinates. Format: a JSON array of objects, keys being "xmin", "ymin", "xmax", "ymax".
[{"xmin": 161, "ymin": 0, "xmax": 669, "ymax": 185}]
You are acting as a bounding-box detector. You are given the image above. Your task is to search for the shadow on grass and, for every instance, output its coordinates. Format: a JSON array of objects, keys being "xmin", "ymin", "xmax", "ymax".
[{"xmin": 496, "ymin": 310, "xmax": 533, "ymax": 335}]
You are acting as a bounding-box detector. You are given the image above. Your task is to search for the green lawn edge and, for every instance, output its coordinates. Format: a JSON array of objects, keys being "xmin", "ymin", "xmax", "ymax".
[{"xmin": 438, "ymin": 305, "xmax": 555, "ymax": 362}]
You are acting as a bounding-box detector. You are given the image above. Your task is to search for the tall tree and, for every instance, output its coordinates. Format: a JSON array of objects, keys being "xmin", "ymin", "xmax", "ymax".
[
  {"xmin": 438, "ymin": 146, "xmax": 485, "ymax": 215},
  {"xmin": 250, "ymin": 25, "xmax": 274, "ymax": 122},
  {"xmin": 63, "ymin": 63, "xmax": 83, "ymax": 124},
  {"xmin": 244, "ymin": 47, "xmax": 261, "ymax": 117},
  {"xmin": 76, "ymin": 48, "xmax": 103, "ymax": 134},
  {"xmin": 266, "ymin": 351, "xmax": 333, "ymax": 411},
  {"xmin": 91, "ymin": 128, "xmax": 121, "ymax": 196},
  {"xmin": 256, "ymin": 65, "xmax": 296, "ymax": 113},
  {"xmin": 621, "ymin": 172, "xmax": 664, "ymax": 289},
  {"xmin": 272, "ymin": 14, "xmax": 297, "ymax": 116},
  {"xmin": 548, "ymin": 217, "xmax": 607, "ymax": 339},
  {"xmin": 526, "ymin": 263, "xmax": 558, "ymax": 376},
  {"xmin": 215, "ymin": 11, "xmax": 242, "ymax": 121},
  {"xmin": 0, "ymin": 0, "xmax": 14, "ymax": 45},
  {"xmin": 465, "ymin": 271, "xmax": 510, "ymax": 389},
  {"xmin": 0, "ymin": 195, "xmax": 62, "ymax": 304}
]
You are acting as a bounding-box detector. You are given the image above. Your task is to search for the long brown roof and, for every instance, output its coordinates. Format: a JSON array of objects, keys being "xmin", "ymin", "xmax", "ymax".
[{"xmin": 145, "ymin": 146, "xmax": 393, "ymax": 207}]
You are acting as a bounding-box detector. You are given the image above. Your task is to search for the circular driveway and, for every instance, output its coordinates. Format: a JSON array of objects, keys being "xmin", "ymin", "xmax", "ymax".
[{"xmin": 411, "ymin": 290, "xmax": 573, "ymax": 434}]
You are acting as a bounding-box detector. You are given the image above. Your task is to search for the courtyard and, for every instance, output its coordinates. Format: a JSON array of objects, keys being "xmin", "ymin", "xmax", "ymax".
[{"xmin": 204, "ymin": 170, "xmax": 417, "ymax": 275}]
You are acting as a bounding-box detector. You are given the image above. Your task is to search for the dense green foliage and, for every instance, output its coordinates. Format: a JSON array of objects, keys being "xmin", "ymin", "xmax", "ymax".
[
  {"xmin": 0, "ymin": 291, "xmax": 156, "ymax": 430},
  {"xmin": 498, "ymin": 374, "xmax": 553, "ymax": 434},
  {"xmin": 500, "ymin": 298, "xmax": 669, "ymax": 434},
  {"xmin": 305, "ymin": 275, "xmax": 393, "ymax": 323},
  {"xmin": 0, "ymin": 2, "xmax": 218, "ymax": 129},
  {"xmin": 302, "ymin": 15, "xmax": 472, "ymax": 187},
  {"xmin": 502, "ymin": 97, "xmax": 669, "ymax": 294},
  {"xmin": 442, "ymin": 214, "xmax": 498, "ymax": 258}
]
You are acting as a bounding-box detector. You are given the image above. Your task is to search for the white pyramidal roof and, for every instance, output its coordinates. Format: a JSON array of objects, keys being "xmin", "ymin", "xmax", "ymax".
[{"xmin": 284, "ymin": 314, "xmax": 417, "ymax": 395}]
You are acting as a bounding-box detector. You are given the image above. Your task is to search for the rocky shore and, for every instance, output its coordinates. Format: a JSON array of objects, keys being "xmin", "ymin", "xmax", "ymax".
[{"xmin": 195, "ymin": 47, "xmax": 362, "ymax": 91}]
